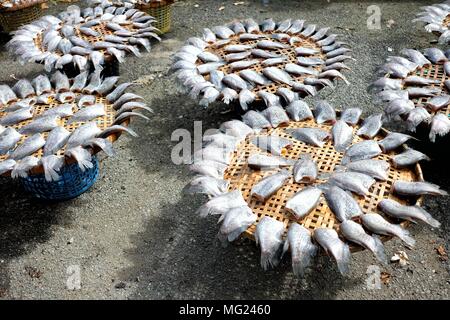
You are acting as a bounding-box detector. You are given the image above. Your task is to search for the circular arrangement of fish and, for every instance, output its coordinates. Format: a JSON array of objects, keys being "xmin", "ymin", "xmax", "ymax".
[
  {"xmin": 372, "ymin": 47, "xmax": 450, "ymax": 142},
  {"xmin": 184, "ymin": 100, "xmax": 447, "ymax": 275},
  {"xmin": 0, "ymin": 71, "xmax": 151, "ymax": 180},
  {"xmin": 413, "ymin": 0, "xmax": 450, "ymax": 44},
  {"xmin": 0, "ymin": 0, "xmax": 45, "ymax": 10},
  {"xmin": 171, "ymin": 18, "xmax": 351, "ymax": 110},
  {"xmin": 6, "ymin": 3, "xmax": 160, "ymax": 73}
]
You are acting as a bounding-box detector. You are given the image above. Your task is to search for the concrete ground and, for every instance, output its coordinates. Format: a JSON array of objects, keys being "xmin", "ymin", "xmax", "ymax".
[{"xmin": 0, "ymin": 0, "xmax": 449, "ymax": 299}]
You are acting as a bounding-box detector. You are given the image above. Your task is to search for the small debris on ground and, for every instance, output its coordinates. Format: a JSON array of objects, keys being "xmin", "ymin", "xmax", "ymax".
[
  {"xmin": 25, "ymin": 266, "xmax": 43, "ymax": 279},
  {"xmin": 436, "ymin": 245, "xmax": 448, "ymax": 261},
  {"xmin": 391, "ymin": 251, "xmax": 409, "ymax": 266},
  {"xmin": 381, "ymin": 272, "xmax": 391, "ymax": 285}
]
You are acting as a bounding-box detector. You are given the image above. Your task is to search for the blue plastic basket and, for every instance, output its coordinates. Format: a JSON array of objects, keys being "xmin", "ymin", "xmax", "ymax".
[{"xmin": 21, "ymin": 156, "xmax": 100, "ymax": 201}]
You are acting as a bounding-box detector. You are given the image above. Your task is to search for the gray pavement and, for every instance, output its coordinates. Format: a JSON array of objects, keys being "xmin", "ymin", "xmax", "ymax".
[{"xmin": 0, "ymin": 0, "xmax": 449, "ymax": 299}]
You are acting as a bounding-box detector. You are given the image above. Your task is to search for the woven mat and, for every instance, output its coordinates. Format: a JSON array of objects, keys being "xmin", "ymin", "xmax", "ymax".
[{"xmin": 223, "ymin": 119, "xmax": 422, "ymax": 241}]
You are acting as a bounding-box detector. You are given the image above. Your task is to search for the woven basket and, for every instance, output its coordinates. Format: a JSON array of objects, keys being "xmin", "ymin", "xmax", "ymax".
[
  {"xmin": 21, "ymin": 156, "xmax": 100, "ymax": 201},
  {"xmin": 0, "ymin": 2, "xmax": 44, "ymax": 33},
  {"xmin": 138, "ymin": 0, "xmax": 174, "ymax": 34}
]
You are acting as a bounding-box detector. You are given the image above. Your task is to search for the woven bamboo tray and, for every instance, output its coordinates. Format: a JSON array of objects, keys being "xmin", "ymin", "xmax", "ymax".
[
  {"xmin": 0, "ymin": 0, "xmax": 46, "ymax": 11},
  {"xmin": 223, "ymin": 113, "xmax": 423, "ymax": 249},
  {"xmin": 0, "ymin": 86, "xmax": 129, "ymax": 177},
  {"xmin": 206, "ymin": 32, "xmax": 325, "ymax": 100},
  {"xmin": 0, "ymin": 1, "xmax": 44, "ymax": 32},
  {"xmin": 138, "ymin": 0, "xmax": 174, "ymax": 34}
]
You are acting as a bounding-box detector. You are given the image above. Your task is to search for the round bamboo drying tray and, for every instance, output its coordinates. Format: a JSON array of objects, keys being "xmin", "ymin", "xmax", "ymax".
[
  {"xmin": 0, "ymin": 87, "xmax": 128, "ymax": 177},
  {"xmin": 0, "ymin": 1, "xmax": 45, "ymax": 33},
  {"xmin": 205, "ymin": 32, "xmax": 325, "ymax": 100},
  {"xmin": 222, "ymin": 113, "xmax": 423, "ymax": 251},
  {"xmin": 138, "ymin": 0, "xmax": 174, "ymax": 34}
]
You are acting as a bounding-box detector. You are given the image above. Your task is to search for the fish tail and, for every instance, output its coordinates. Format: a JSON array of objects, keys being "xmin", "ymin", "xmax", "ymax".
[
  {"xmin": 336, "ymin": 244, "xmax": 351, "ymax": 276},
  {"xmin": 372, "ymin": 235, "xmax": 388, "ymax": 265},
  {"xmin": 394, "ymin": 226, "xmax": 416, "ymax": 248},
  {"xmin": 227, "ymin": 226, "xmax": 246, "ymax": 242},
  {"xmin": 11, "ymin": 165, "xmax": 28, "ymax": 179},
  {"xmin": 417, "ymin": 206, "xmax": 441, "ymax": 228},
  {"xmin": 99, "ymin": 125, "xmax": 138, "ymax": 138},
  {"xmin": 292, "ymin": 246, "xmax": 317, "ymax": 277},
  {"xmin": 260, "ymin": 248, "xmax": 280, "ymax": 271},
  {"xmin": 216, "ymin": 231, "xmax": 230, "ymax": 248},
  {"xmin": 195, "ymin": 203, "xmax": 211, "ymax": 217}
]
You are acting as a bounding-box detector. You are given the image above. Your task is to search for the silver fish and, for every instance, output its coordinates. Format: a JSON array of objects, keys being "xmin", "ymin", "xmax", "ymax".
[
  {"xmin": 287, "ymin": 19, "xmax": 305, "ymax": 34},
  {"xmin": 0, "ymin": 127, "xmax": 22, "ymax": 155},
  {"xmin": 392, "ymin": 149, "xmax": 430, "ymax": 168},
  {"xmin": 113, "ymin": 111, "xmax": 150, "ymax": 125},
  {"xmin": 96, "ymin": 76, "xmax": 120, "ymax": 95},
  {"xmin": 10, "ymin": 133, "xmax": 45, "ymax": 160},
  {"xmin": 211, "ymin": 26, "xmax": 234, "ymax": 39},
  {"xmin": 369, "ymin": 78, "xmax": 403, "ymax": 92},
  {"xmin": 56, "ymin": 92, "xmax": 76, "ymax": 103},
  {"xmin": 332, "ymin": 120, "xmax": 353, "ymax": 152},
  {"xmin": 224, "ymin": 44, "xmax": 254, "ymax": 53},
  {"xmin": 66, "ymin": 122, "xmax": 102, "ymax": 149},
  {"xmin": 393, "ymin": 181, "xmax": 448, "ymax": 196},
  {"xmin": 259, "ymin": 92, "xmax": 282, "ymax": 109},
  {"xmin": 257, "ymin": 40, "xmax": 288, "ymax": 50},
  {"xmin": 222, "ymin": 74, "xmax": 248, "ymax": 91},
  {"xmin": 248, "ymin": 153, "xmax": 294, "ymax": 170},
  {"xmin": 262, "ymin": 57, "xmax": 288, "ymax": 66},
  {"xmin": 345, "ymin": 159, "xmax": 389, "ymax": 181},
  {"xmin": 220, "ymin": 120, "xmax": 253, "ymax": 139},
  {"xmin": 68, "ymin": 103, "xmax": 106, "ymax": 124},
  {"xmin": 283, "ymin": 223, "xmax": 317, "ymax": 277},
  {"xmin": 255, "ymin": 216, "xmax": 285, "ymax": 270},
  {"xmin": 375, "ymin": 90, "xmax": 409, "ymax": 104},
  {"xmin": 83, "ymin": 70, "xmax": 103, "ymax": 94},
  {"xmin": 0, "ymin": 85, "xmax": 17, "ymax": 106},
  {"xmin": 51, "ymin": 71, "xmax": 70, "ymax": 92},
  {"xmin": 403, "ymin": 75, "xmax": 440, "ymax": 86},
  {"xmin": 325, "ymin": 54, "xmax": 354, "ymax": 65},
  {"xmin": 400, "ymin": 49, "xmax": 431, "ymax": 68},
  {"xmin": 12, "ymin": 79, "xmax": 35, "ymax": 99},
  {"xmin": 65, "ymin": 146, "xmax": 93, "ymax": 172},
  {"xmin": 217, "ymin": 206, "xmax": 257, "ymax": 245},
  {"xmin": 43, "ymin": 126, "xmax": 71, "ymax": 156},
  {"xmin": 261, "ymin": 18, "xmax": 276, "ymax": 32},
  {"xmin": 0, "ymin": 159, "xmax": 16, "ymax": 175},
  {"xmin": 379, "ymin": 199, "xmax": 440, "ymax": 228},
  {"xmin": 251, "ymin": 135, "xmax": 292, "ymax": 156},
  {"xmin": 356, "ymin": 113, "xmax": 383, "ymax": 139},
  {"xmin": 340, "ymin": 220, "xmax": 387, "ymax": 264},
  {"xmin": 276, "ymin": 87, "xmax": 297, "ymax": 105},
  {"xmin": 113, "ymin": 93, "xmax": 143, "ymax": 110},
  {"xmin": 262, "ymin": 67, "xmax": 293, "ymax": 85},
  {"xmin": 189, "ymin": 159, "xmax": 227, "ymax": 179},
  {"xmin": 199, "ymin": 87, "xmax": 221, "ymax": 107},
  {"xmin": 239, "ymin": 69, "xmax": 270, "ymax": 86},
  {"xmin": 90, "ymin": 51, "xmax": 105, "ymax": 71},
  {"xmin": 340, "ymin": 108, "xmax": 362, "ymax": 126},
  {"xmin": 105, "ymin": 82, "xmax": 133, "ymax": 104},
  {"xmin": 295, "ymin": 47, "xmax": 320, "ymax": 56},
  {"xmin": 78, "ymin": 95, "xmax": 96, "ymax": 108},
  {"xmin": 322, "ymin": 62, "xmax": 351, "ymax": 72},
  {"xmin": 430, "ymin": 113, "xmax": 450, "ymax": 142},
  {"xmin": 229, "ymin": 59, "xmax": 259, "ymax": 71},
  {"xmin": 286, "ymin": 100, "xmax": 313, "ymax": 121},
  {"xmin": 97, "ymin": 125, "xmax": 137, "ymax": 139},
  {"xmin": 183, "ymin": 175, "xmax": 229, "ymax": 197},
  {"xmin": 39, "ymin": 104, "xmax": 73, "ymax": 119},
  {"xmin": 238, "ymin": 89, "xmax": 256, "ymax": 111},
  {"xmin": 314, "ymin": 228, "xmax": 351, "ymax": 275},
  {"xmin": 378, "ymin": 132, "xmax": 415, "ymax": 152},
  {"xmin": 224, "ymin": 51, "xmax": 251, "ymax": 62},
  {"xmin": 297, "ymin": 57, "xmax": 324, "ymax": 67},
  {"xmin": 292, "ymin": 83, "xmax": 317, "ymax": 96},
  {"xmin": 342, "ymin": 140, "xmax": 382, "ymax": 165},
  {"xmin": 276, "ymin": 19, "xmax": 292, "ymax": 32},
  {"xmin": 239, "ymin": 33, "xmax": 265, "ymax": 41},
  {"xmin": 406, "ymin": 87, "xmax": 440, "ymax": 98},
  {"xmin": 286, "ymin": 127, "xmax": 331, "ymax": 147},
  {"xmin": 251, "ymin": 49, "xmax": 281, "ymax": 59},
  {"xmin": 300, "ymin": 24, "xmax": 317, "ymax": 37},
  {"xmin": 242, "ymin": 110, "xmax": 271, "ymax": 131},
  {"xmin": 202, "ymin": 28, "xmax": 216, "ymax": 43},
  {"xmin": 11, "ymin": 156, "xmax": 39, "ymax": 178},
  {"xmin": 378, "ymin": 62, "xmax": 409, "ymax": 78},
  {"xmin": 251, "ymin": 169, "xmax": 291, "ymax": 202},
  {"xmin": 329, "ymin": 171, "xmax": 376, "ymax": 196},
  {"xmin": 319, "ymin": 70, "xmax": 350, "ymax": 85},
  {"xmin": 19, "ymin": 115, "xmax": 59, "ymax": 135},
  {"xmin": 198, "ymin": 51, "xmax": 222, "ymax": 63},
  {"xmin": 0, "ymin": 107, "xmax": 33, "ymax": 126},
  {"xmin": 70, "ymin": 71, "xmax": 89, "ymax": 92},
  {"xmin": 323, "ymin": 185, "xmax": 362, "ymax": 222},
  {"xmin": 384, "ymin": 99, "xmax": 415, "ymax": 119},
  {"xmin": 426, "ymin": 95, "xmax": 450, "ymax": 112},
  {"xmin": 293, "ymin": 154, "xmax": 317, "ymax": 183},
  {"xmin": 31, "ymin": 75, "xmax": 52, "ymax": 96},
  {"xmin": 361, "ymin": 213, "xmax": 416, "ymax": 248},
  {"xmin": 304, "ymin": 77, "xmax": 335, "ymax": 89},
  {"xmin": 423, "ymin": 47, "xmax": 447, "ymax": 64},
  {"xmin": 286, "ymin": 186, "xmax": 322, "ymax": 219},
  {"xmin": 314, "ymin": 100, "xmax": 336, "ymax": 124},
  {"xmin": 196, "ymin": 190, "xmax": 247, "ymax": 217}
]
